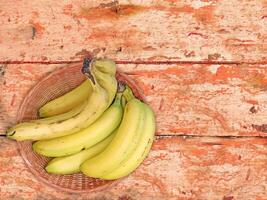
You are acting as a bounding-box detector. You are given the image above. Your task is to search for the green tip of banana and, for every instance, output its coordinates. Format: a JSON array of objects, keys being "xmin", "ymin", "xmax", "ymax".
[
  {"xmin": 37, "ymin": 109, "xmax": 46, "ymax": 118},
  {"xmin": 6, "ymin": 128, "xmax": 16, "ymax": 138},
  {"xmin": 115, "ymin": 92, "xmax": 122, "ymax": 100},
  {"xmin": 121, "ymin": 96, "xmax": 127, "ymax": 109},
  {"xmin": 45, "ymin": 165, "xmax": 55, "ymax": 174},
  {"xmin": 123, "ymin": 85, "xmax": 135, "ymax": 102},
  {"xmin": 6, "ymin": 122, "xmax": 35, "ymax": 140}
]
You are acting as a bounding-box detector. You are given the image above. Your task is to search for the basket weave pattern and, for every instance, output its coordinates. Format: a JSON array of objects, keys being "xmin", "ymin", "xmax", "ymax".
[{"xmin": 17, "ymin": 64, "xmax": 145, "ymax": 193}]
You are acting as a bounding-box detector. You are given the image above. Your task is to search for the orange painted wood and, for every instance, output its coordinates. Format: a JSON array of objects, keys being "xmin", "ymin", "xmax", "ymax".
[
  {"xmin": 1, "ymin": 63, "xmax": 267, "ymax": 137},
  {"xmin": 0, "ymin": 136, "xmax": 266, "ymax": 199},
  {"xmin": 0, "ymin": 63, "xmax": 64, "ymax": 133},
  {"xmin": 0, "ymin": 0, "xmax": 266, "ymax": 62},
  {"xmin": 1, "ymin": 1, "xmax": 267, "ymax": 198}
]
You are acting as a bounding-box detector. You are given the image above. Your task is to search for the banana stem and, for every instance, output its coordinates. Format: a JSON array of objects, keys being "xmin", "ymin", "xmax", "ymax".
[
  {"xmin": 81, "ymin": 58, "xmax": 96, "ymax": 85},
  {"xmin": 116, "ymin": 82, "xmax": 127, "ymax": 108},
  {"xmin": 121, "ymin": 95, "xmax": 126, "ymax": 109},
  {"xmin": 123, "ymin": 85, "xmax": 135, "ymax": 102},
  {"xmin": 115, "ymin": 92, "xmax": 122, "ymax": 101},
  {"xmin": 117, "ymin": 81, "xmax": 126, "ymax": 93}
]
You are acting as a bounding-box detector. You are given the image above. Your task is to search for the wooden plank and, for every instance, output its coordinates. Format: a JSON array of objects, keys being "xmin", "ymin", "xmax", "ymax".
[
  {"xmin": 0, "ymin": 0, "xmax": 266, "ymax": 62},
  {"xmin": 0, "ymin": 63, "xmax": 64, "ymax": 133},
  {"xmin": 0, "ymin": 136, "xmax": 266, "ymax": 199},
  {"xmin": 2, "ymin": 63, "xmax": 267, "ymax": 137},
  {"xmin": 127, "ymin": 63, "xmax": 267, "ymax": 137}
]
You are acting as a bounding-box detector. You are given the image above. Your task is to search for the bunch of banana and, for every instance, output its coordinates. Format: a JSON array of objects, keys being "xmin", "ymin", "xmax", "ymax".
[
  {"xmin": 6, "ymin": 58, "xmax": 156, "ymax": 180},
  {"xmin": 6, "ymin": 58, "xmax": 116, "ymax": 141},
  {"xmin": 81, "ymin": 87, "xmax": 156, "ymax": 180}
]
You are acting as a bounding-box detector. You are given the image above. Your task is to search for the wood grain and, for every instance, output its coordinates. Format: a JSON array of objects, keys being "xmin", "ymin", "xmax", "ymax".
[
  {"xmin": 0, "ymin": 63, "xmax": 64, "ymax": 133},
  {"xmin": 2, "ymin": 63, "xmax": 267, "ymax": 137},
  {"xmin": 0, "ymin": 136, "xmax": 266, "ymax": 200},
  {"xmin": 0, "ymin": 0, "xmax": 266, "ymax": 63},
  {"xmin": 1, "ymin": 1, "xmax": 267, "ymax": 199}
]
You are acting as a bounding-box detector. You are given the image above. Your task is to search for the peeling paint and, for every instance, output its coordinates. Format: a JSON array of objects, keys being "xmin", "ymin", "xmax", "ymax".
[{"xmin": 0, "ymin": 0, "xmax": 266, "ymax": 62}]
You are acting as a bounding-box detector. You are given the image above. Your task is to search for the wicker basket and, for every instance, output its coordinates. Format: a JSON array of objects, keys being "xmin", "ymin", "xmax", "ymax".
[{"xmin": 17, "ymin": 63, "xmax": 145, "ymax": 193}]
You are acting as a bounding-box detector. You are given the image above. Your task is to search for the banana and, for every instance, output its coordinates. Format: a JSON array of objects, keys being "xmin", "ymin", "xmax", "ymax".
[
  {"xmin": 80, "ymin": 98, "xmax": 145, "ymax": 178},
  {"xmin": 38, "ymin": 58, "xmax": 116, "ymax": 118},
  {"xmin": 33, "ymin": 100, "xmax": 87, "ymax": 124},
  {"xmin": 32, "ymin": 94, "xmax": 123, "ymax": 157},
  {"xmin": 101, "ymin": 104, "xmax": 155, "ymax": 180},
  {"xmin": 123, "ymin": 85, "xmax": 135, "ymax": 102},
  {"xmin": 92, "ymin": 59, "xmax": 116, "ymax": 76},
  {"xmin": 7, "ymin": 83, "xmax": 108, "ymax": 141},
  {"xmin": 6, "ymin": 59, "xmax": 114, "ymax": 141},
  {"xmin": 93, "ymin": 68, "xmax": 117, "ymax": 105},
  {"xmin": 45, "ymin": 130, "xmax": 117, "ymax": 174},
  {"xmin": 38, "ymin": 79, "xmax": 92, "ymax": 118},
  {"xmin": 38, "ymin": 59, "xmax": 116, "ymax": 118},
  {"xmin": 40, "ymin": 58, "xmax": 118, "ymax": 123}
]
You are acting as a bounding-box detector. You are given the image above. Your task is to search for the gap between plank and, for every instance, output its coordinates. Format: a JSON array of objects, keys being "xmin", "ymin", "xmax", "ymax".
[
  {"xmin": 156, "ymin": 134, "xmax": 267, "ymax": 139},
  {"xmin": 0, "ymin": 133, "xmax": 266, "ymax": 139},
  {"xmin": 1, "ymin": 60, "xmax": 267, "ymax": 65}
]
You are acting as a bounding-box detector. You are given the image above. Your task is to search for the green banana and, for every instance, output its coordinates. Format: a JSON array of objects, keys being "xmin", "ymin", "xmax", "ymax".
[
  {"xmin": 80, "ymin": 98, "xmax": 145, "ymax": 178},
  {"xmin": 6, "ymin": 59, "xmax": 115, "ymax": 141},
  {"xmin": 32, "ymin": 94, "xmax": 123, "ymax": 157},
  {"xmin": 45, "ymin": 130, "xmax": 116, "ymax": 174},
  {"xmin": 102, "ymin": 104, "xmax": 155, "ymax": 180},
  {"xmin": 39, "ymin": 79, "xmax": 92, "ymax": 118}
]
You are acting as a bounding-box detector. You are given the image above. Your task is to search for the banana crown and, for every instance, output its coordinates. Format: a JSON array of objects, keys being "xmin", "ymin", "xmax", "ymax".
[{"xmin": 83, "ymin": 58, "xmax": 116, "ymax": 93}]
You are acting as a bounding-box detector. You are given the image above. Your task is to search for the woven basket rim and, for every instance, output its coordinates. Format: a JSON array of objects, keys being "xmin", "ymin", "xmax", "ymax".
[{"xmin": 16, "ymin": 63, "xmax": 145, "ymax": 193}]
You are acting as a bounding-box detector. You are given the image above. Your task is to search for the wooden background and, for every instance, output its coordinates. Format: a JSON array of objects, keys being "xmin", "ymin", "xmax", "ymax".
[{"xmin": 0, "ymin": 0, "xmax": 267, "ymax": 199}]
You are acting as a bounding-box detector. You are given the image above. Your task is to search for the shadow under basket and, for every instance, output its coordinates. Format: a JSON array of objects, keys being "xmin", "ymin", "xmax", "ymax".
[{"xmin": 17, "ymin": 63, "xmax": 146, "ymax": 193}]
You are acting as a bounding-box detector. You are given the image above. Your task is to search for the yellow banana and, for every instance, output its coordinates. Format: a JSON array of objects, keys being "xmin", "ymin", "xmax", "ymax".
[
  {"xmin": 45, "ymin": 130, "xmax": 116, "ymax": 175},
  {"xmin": 40, "ymin": 58, "xmax": 118, "ymax": 124},
  {"xmin": 33, "ymin": 100, "xmax": 87, "ymax": 124},
  {"xmin": 123, "ymin": 85, "xmax": 135, "ymax": 102},
  {"xmin": 93, "ymin": 68, "xmax": 117, "ymax": 105},
  {"xmin": 80, "ymin": 98, "xmax": 145, "ymax": 178},
  {"xmin": 38, "ymin": 79, "xmax": 92, "ymax": 118},
  {"xmin": 92, "ymin": 59, "xmax": 116, "ymax": 76},
  {"xmin": 32, "ymin": 94, "xmax": 123, "ymax": 157},
  {"xmin": 7, "ymin": 83, "xmax": 108, "ymax": 141},
  {"xmin": 38, "ymin": 58, "xmax": 117, "ymax": 118},
  {"xmin": 102, "ymin": 104, "xmax": 155, "ymax": 180},
  {"xmin": 6, "ymin": 59, "xmax": 114, "ymax": 141}
]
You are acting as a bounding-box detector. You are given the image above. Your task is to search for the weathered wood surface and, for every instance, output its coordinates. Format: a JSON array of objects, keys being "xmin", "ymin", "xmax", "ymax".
[
  {"xmin": 0, "ymin": 64, "xmax": 64, "ymax": 133},
  {"xmin": 1, "ymin": 0, "xmax": 267, "ymax": 199},
  {"xmin": 0, "ymin": 0, "xmax": 267, "ymax": 63},
  {"xmin": 0, "ymin": 136, "xmax": 266, "ymax": 200},
  {"xmin": 2, "ymin": 63, "xmax": 267, "ymax": 137}
]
